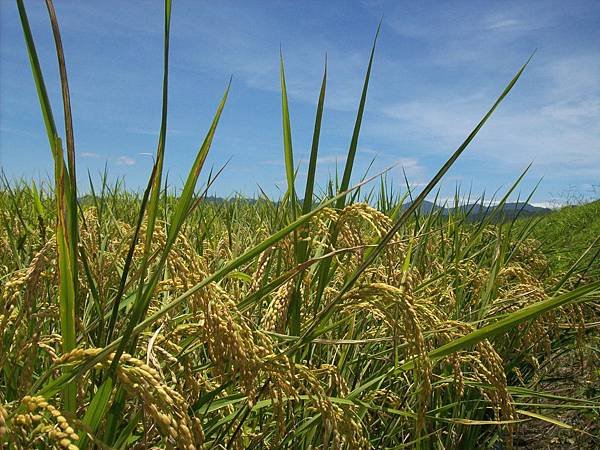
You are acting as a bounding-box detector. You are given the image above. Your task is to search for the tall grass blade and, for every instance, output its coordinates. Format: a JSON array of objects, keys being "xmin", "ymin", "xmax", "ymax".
[
  {"xmin": 104, "ymin": 163, "xmax": 157, "ymax": 345},
  {"xmin": 311, "ymin": 22, "xmax": 381, "ymax": 319},
  {"xmin": 337, "ymin": 20, "xmax": 381, "ymax": 208},
  {"xmin": 301, "ymin": 56, "xmax": 327, "ymax": 217},
  {"xmin": 110, "ymin": 82, "xmax": 230, "ymax": 371},
  {"xmin": 280, "ymin": 50, "xmax": 297, "ymax": 220},
  {"xmin": 16, "ymin": 0, "xmax": 78, "ymax": 411},
  {"xmin": 288, "ymin": 57, "xmax": 328, "ymax": 335},
  {"xmin": 103, "ymin": 1, "xmax": 172, "ymax": 440}
]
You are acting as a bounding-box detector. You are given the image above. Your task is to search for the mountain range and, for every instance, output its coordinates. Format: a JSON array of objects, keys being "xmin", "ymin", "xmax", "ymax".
[{"xmin": 402, "ymin": 200, "xmax": 552, "ymax": 221}]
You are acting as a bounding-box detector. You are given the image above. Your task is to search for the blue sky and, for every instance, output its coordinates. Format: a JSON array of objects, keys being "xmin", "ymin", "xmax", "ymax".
[{"xmin": 1, "ymin": 0, "xmax": 599, "ymax": 205}]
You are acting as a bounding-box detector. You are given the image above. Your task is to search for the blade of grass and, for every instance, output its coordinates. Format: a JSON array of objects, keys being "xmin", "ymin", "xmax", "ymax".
[
  {"xmin": 104, "ymin": 162, "xmax": 158, "ymax": 345},
  {"xmin": 301, "ymin": 56, "xmax": 327, "ymax": 218},
  {"xmin": 103, "ymin": 1, "xmax": 172, "ymax": 441},
  {"xmin": 94, "ymin": 82, "xmax": 230, "ymax": 444},
  {"xmin": 288, "ymin": 56, "xmax": 328, "ymax": 336},
  {"xmin": 311, "ymin": 21, "xmax": 382, "ymax": 322},
  {"xmin": 16, "ymin": 0, "xmax": 78, "ymax": 412},
  {"xmin": 109, "ymin": 81, "xmax": 230, "ymax": 373},
  {"xmin": 280, "ymin": 49, "xmax": 296, "ymax": 220},
  {"xmin": 45, "ymin": 0, "xmax": 79, "ymax": 315},
  {"xmin": 337, "ymin": 20, "xmax": 381, "ymax": 207}
]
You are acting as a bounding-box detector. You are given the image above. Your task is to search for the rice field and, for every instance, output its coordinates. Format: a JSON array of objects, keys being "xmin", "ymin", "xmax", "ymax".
[{"xmin": 1, "ymin": 1, "xmax": 599, "ymax": 449}]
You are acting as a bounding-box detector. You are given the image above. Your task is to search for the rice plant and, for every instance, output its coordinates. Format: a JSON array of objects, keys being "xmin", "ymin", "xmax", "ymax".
[{"xmin": 1, "ymin": 1, "xmax": 599, "ymax": 449}]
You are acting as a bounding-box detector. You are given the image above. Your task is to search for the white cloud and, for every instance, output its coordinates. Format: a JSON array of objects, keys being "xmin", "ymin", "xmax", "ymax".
[
  {"xmin": 541, "ymin": 99, "xmax": 600, "ymax": 124},
  {"xmin": 116, "ymin": 155, "xmax": 135, "ymax": 166},
  {"xmin": 395, "ymin": 157, "xmax": 421, "ymax": 170},
  {"xmin": 545, "ymin": 55, "xmax": 600, "ymax": 98},
  {"xmin": 80, "ymin": 151, "xmax": 100, "ymax": 158},
  {"xmin": 391, "ymin": 157, "xmax": 427, "ymax": 184},
  {"xmin": 365, "ymin": 49, "xmax": 600, "ymax": 182},
  {"xmin": 530, "ymin": 201, "xmax": 565, "ymax": 209},
  {"xmin": 380, "ymin": 95, "xmax": 484, "ymax": 145},
  {"xmin": 316, "ymin": 154, "xmax": 346, "ymax": 165},
  {"xmin": 486, "ymin": 18, "xmax": 520, "ymax": 31}
]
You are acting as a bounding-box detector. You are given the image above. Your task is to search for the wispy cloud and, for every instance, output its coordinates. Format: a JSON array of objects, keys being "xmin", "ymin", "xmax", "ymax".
[
  {"xmin": 485, "ymin": 18, "xmax": 521, "ymax": 31},
  {"xmin": 116, "ymin": 155, "xmax": 136, "ymax": 166},
  {"xmin": 315, "ymin": 154, "xmax": 346, "ymax": 165},
  {"xmin": 364, "ymin": 47, "xmax": 600, "ymax": 182},
  {"xmin": 530, "ymin": 200, "xmax": 565, "ymax": 209},
  {"xmin": 80, "ymin": 151, "xmax": 100, "ymax": 158}
]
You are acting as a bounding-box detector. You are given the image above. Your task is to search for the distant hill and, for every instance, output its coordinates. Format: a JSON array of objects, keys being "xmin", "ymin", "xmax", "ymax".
[
  {"xmin": 448, "ymin": 202, "xmax": 552, "ymax": 221},
  {"xmin": 402, "ymin": 200, "xmax": 444, "ymax": 214},
  {"xmin": 401, "ymin": 200, "xmax": 552, "ymax": 221},
  {"xmin": 202, "ymin": 197, "xmax": 553, "ymax": 222},
  {"xmin": 78, "ymin": 192, "xmax": 553, "ymax": 222}
]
